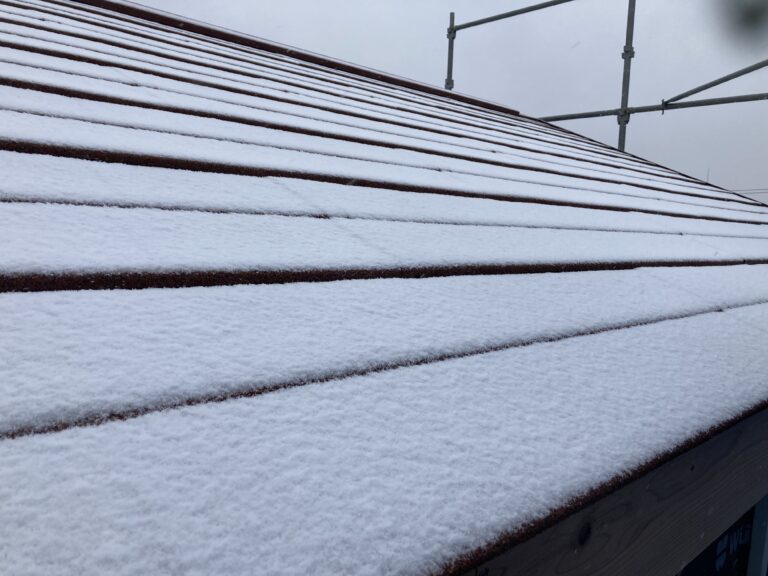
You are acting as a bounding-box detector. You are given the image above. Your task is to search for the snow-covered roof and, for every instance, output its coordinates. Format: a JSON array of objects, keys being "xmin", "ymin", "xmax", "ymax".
[{"xmin": 2, "ymin": 1, "xmax": 768, "ymax": 574}]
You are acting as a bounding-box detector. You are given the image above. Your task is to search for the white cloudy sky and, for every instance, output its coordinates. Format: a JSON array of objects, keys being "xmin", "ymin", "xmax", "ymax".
[{"xmin": 140, "ymin": 0, "xmax": 767, "ymax": 193}]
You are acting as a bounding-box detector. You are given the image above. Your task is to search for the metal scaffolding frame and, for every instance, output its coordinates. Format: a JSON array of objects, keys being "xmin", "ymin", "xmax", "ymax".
[{"xmin": 444, "ymin": 1, "xmax": 767, "ymax": 152}]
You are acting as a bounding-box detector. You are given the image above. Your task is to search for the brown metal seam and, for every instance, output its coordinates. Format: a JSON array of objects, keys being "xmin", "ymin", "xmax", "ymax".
[
  {"xmin": 42, "ymin": 0, "xmax": 722, "ymax": 181},
  {"xmin": 5, "ymin": 10, "xmax": 591, "ymax": 154},
  {"xmin": 6, "ymin": 196, "xmax": 768, "ymax": 241},
  {"xmin": 0, "ymin": 12, "xmax": 574, "ymax": 151},
  {"xmin": 0, "ymin": 81, "xmax": 730, "ymax": 201},
  {"xmin": 3, "ymin": 35, "xmax": 684, "ymax": 187},
  {"xmin": 59, "ymin": 4, "xmax": 639, "ymax": 159},
  {"xmin": 4, "ymin": 260, "xmax": 768, "ymax": 294},
  {"xmin": 514, "ymin": 109, "xmax": 690, "ymax": 174},
  {"xmin": 528, "ymin": 113, "xmax": 731, "ymax": 190},
  {"xmin": 0, "ymin": 67, "xmax": 715, "ymax": 188},
  {"xmin": 0, "ymin": 22, "xmax": 714, "ymax": 180},
  {"xmin": 0, "ymin": 37, "xmax": 727, "ymax": 192},
  {"xmin": 2, "ymin": 297, "xmax": 767, "ymax": 455},
  {"xmin": 3, "ymin": 100, "xmax": 759, "ymax": 210},
  {"xmin": 0, "ymin": 0, "xmax": 632, "ymax": 157},
  {"xmin": 0, "ymin": 2, "xmax": 517, "ymax": 121},
  {"xmin": 10, "ymin": 106, "xmax": 759, "ymax": 213},
  {"xmin": 56, "ymin": 0, "xmax": 523, "ymax": 117},
  {"xmin": 3, "ymin": 139, "xmax": 768, "ymax": 226},
  {"xmin": 13, "ymin": 5, "xmax": 757, "ymax": 576},
  {"xmin": 33, "ymin": 0, "xmax": 536, "ymax": 132}
]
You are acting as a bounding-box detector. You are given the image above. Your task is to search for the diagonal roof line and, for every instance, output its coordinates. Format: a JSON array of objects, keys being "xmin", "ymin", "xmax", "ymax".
[
  {"xmin": 6, "ymin": 197, "xmax": 768, "ymax": 241},
  {"xmin": 0, "ymin": 31, "xmax": 650, "ymax": 170},
  {"xmin": 4, "ymin": 141, "xmax": 766, "ymax": 224},
  {"xmin": 54, "ymin": 0, "xmax": 727, "ymax": 191},
  {"xmin": 0, "ymin": 53, "xmax": 696, "ymax": 181},
  {"xmin": 0, "ymin": 3, "xmax": 559, "ymax": 148},
  {"xmin": 3, "ymin": 295, "xmax": 767, "ymax": 442},
  {"xmin": 6, "ymin": 105, "xmax": 750, "ymax": 206},
  {"xmin": 438, "ymin": 400, "xmax": 768, "ymax": 576},
  {"xmin": 65, "ymin": 0, "xmax": 523, "ymax": 117},
  {"xmin": 0, "ymin": 74, "xmax": 708, "ymax": 189},
  {"xmin": 5, "ymin": 260, "xmax": 768, "ymax": 294}
]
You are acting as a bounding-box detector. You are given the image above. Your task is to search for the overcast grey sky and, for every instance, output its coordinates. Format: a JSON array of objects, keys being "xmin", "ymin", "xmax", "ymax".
[{"xmin": 141, "ymin": 0, "xmax": 767, "ymax": 193}]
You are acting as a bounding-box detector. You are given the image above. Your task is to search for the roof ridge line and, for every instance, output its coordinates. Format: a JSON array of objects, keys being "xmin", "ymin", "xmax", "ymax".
[{"xmin": 65, "ymin": 0, "xmax": 522, "ymax": 117}]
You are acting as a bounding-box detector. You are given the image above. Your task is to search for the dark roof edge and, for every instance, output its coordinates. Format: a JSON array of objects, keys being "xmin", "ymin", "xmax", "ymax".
[
  {"xmin": 438, "ymin": 398, "xmax": 768, "ymax": 576},
  {"xmin": 68, "ymin": 0, "xmax": 521, "ymax": 117}
]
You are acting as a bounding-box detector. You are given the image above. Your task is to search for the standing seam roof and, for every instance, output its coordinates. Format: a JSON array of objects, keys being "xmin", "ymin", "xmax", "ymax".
[{"xmin": 2, "ymin": 1, "xmax": 768, "ymax": 575}]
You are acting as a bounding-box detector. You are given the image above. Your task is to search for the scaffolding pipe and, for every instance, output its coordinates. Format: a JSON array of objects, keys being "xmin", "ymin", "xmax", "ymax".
[
  {"xmin": 443, "ymin": 0, "xmax": 578, "ymax": 91},
  {"xmin": 445, "ymin": 12, "xmax": 455, "ymax": 90},
  {"xmin": 541, "ymin": 91, "xmax": 768, "ymax": 121},
  {"xmin": 441, "ymin": 1, "xmax": 767, "ymax": 154},
  {"xmin": 452, "ymin": 0, "xmax": 577, "ymax": 32},
  {"xmin": 664, "ymin": 57, "xmax": 768, "ymax": 105},
  {"xmin": 617, "ymin": 0, "xmax": 637, "ymax": 151}
]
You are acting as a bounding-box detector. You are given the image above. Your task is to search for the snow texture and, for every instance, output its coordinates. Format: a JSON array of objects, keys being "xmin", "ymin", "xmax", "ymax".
[
  {"xmin": 4, "ymin": 0, "xmax": 621, "ymax": 162},
  {"xmin": 2, "ymin": 303, "xmax": 768, "ymax": 576},
  {"xmin": 1, "ymin": 264, "xmax": 767, "ymax": 435},
  {"xmin": 4, "ymin": 201, "xmax": 768, "ymax": 275},
  {"xmin": 4, "ymin": 107, "xmax": 757, "ymax": 220},
  {"xmin": 0, "ymin": 19, "xmax": 656, "ymax": 166},
  {"xmin": 0, "ymin": 58, "xmax": 727, "ymax": 199},
  {"xmin": 3, "ymin": 2, "xmax": 768, "ymax": 575},
  {"xmin": 0, "ymin": 41, "xmax": 657, "ymax": 175},
  {"xmin": 4, "ymin": 150, "xmax": 768, "ymax": 236},
  {"xmin": 0, "ymin": 38, "xmax": 740, "ymax": 197}
]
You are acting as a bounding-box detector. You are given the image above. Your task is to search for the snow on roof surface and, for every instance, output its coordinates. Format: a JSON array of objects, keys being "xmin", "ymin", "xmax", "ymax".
[{"xmin": 2, "ymin": 1, "xmax": 768, "ymax": 574}]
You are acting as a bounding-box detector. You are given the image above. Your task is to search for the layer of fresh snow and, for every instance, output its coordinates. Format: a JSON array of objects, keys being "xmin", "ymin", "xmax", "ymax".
[
  {"xmin": 8, "ymin": 0, "xmax": 515, "ymax": 139},
  {"xmin": 3, "ymin": 108, "xmax": 765, "ymax": 222},
  {"xmin": 4, "ymin": 4, "xmax": 768, "ymax": 575},
  {"xmin": 0, "ymin": 80, "xmax": 730, "ymax": 200},
  {"xmin": 4, "ymin": 202, "xmax": 768, "ymax": 275},
  {"xmin": 10, "ymin": 0, "xmax": 637, "ymax": 164},
  {"xmin": 0, "ymin": 41, "xmax": 731, "ymax": 186},
  {"xmin": 0, "ymin": 82, "xmax": 745, "ymax": 205},
  {"xmin": 2, "ymin": 302, "xmax": 768, "ymax": 575},
  {"xmin": 0, "ymin": 43, "xmax": 661, "ymax": 182},
  {"xmin": 3, "ymin": 264, "xmax": 768, "ymax": 436},
  {"xmin": 3, "ymin": 0, "xmax": 675, "ymax": 165},
  {"xmin": 4, "ymin": 152, "xmax": 768, "ymax": 237},
  {"xmin": 3, "ymin": 3, "xmax": 597, "ymax": 151},
  {"xmin": 7, "ymin": 0, "xmax": 639, "ymax": 164},
  {"xmin": 0, "ymin": 17, "xmax": 651, "ymax": 165},
  {"xmin": 1, "ymin": 46, "xmax": 654, "ymax": 186}
]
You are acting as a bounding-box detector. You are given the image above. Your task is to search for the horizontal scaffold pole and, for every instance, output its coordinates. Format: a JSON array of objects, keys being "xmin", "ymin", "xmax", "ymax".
[
  {"xmin": 452, "ymin": 0, "xmax": 577, "ymax": 32},
  {"xmin": 540, "ymin": 92, "xmax": 768, "ymax": 122}
]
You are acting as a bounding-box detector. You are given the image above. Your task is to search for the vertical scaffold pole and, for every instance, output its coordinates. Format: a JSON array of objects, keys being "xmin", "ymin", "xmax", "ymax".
[
  {"xmin": 445, "ymin": 12, "xmax": 456, "ymax": 90},
  {"xmin": 617, "ymin": 0, "xmax": 636, "ymax": 151}
]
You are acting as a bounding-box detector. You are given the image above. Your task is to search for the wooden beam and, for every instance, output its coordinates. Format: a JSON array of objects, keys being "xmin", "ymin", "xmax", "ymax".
[{"xmin": 459, "ymin": 407, "xmax": 768, "ymax": 576}]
